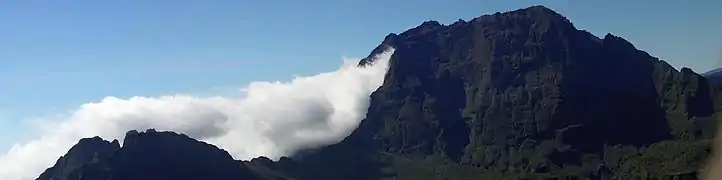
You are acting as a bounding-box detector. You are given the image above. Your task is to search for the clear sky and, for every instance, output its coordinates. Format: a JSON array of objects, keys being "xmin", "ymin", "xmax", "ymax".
[{"xmin": 0, "ymin": 0, "xmax": 720, "ymax": 150}]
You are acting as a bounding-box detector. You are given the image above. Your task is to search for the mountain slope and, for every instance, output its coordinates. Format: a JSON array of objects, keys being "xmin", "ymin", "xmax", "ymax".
[{"xmin": 37, "ymin": 5, "xmax": 721, "ymax": 180}]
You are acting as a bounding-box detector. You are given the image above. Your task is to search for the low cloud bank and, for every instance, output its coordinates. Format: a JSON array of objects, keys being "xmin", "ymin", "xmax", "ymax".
[{"xmin": 0, "ymin": 49, "xmax": 394, "ymax": 180}]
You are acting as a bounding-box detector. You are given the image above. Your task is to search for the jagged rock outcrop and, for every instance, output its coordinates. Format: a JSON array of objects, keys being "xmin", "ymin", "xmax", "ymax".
[{"xmin": 37, "ymin": 5, "xmax": 721, "ymax": 180}]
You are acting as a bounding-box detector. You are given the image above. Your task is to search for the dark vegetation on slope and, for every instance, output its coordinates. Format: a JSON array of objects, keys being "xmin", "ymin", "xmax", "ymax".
[{"xmin": 38, "ymin": 5, "xmax": 721, "ymax": 180}]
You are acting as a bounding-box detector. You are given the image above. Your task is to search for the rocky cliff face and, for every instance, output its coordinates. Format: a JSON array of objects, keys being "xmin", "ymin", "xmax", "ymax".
[{"xmin": 36, "ymin": 5, "xmax": 721, "ymax": 180}]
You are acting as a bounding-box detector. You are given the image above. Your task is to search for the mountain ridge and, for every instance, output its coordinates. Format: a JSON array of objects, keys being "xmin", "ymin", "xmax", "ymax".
[{"xmin": 36, "ymin": 5, "xmax": 720, "ymax": 180}]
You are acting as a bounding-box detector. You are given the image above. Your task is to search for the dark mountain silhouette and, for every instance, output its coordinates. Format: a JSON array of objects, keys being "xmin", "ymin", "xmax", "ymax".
[
  {"xmin": 37, "ymin": 5, "xmax": 720, "ymax": 180},
  {"xmin": 37, "ymin": 137, "xmax": 120, "ymax": 180},
  {"xmin": 37, "ymin": 130, "xmax": 265, "ymax": 180}
]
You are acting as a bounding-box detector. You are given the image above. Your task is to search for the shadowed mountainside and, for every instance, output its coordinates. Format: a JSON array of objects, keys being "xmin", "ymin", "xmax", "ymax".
[{"xmin": 37, "ymin": 5, "xmax": 721, "ymax": 180}]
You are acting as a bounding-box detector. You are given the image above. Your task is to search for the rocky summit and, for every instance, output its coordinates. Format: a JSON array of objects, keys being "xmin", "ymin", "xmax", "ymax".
[{"xmin": 37, "ymin": 5, "xmax": 720, "ymax": 180}]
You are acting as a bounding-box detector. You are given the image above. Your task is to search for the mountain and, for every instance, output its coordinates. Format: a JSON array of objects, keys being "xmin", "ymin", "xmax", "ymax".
[
  {"xmin": 36, "ymin": 137, "xmax": 120, "ymax": 180},
  {"xmin": 37, "ymin": 5, "xmax": 721, "ymax": 180},
  {"xmin": 703, "ymin": 68, "xmax": 722, "ymax": 86},
  {"xmin": 37, "ymin": 130, "xmax": 265, "ymax": 180}
]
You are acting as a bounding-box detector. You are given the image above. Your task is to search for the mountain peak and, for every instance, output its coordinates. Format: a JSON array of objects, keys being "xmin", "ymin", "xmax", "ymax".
[
  {"xmin": 358, "ymin": 5, "xmax": 577, "ymax": 67},
  {"xmin": 524, "ymin": 5, "xmax": 559, "ymax": 13},
  {"xmin": 420, "ymin": 20, "xmax": 441, "ymax": 27},
  {"xmin": 36, "ymin": 136, "xmax": 120, "ymax": 180}
]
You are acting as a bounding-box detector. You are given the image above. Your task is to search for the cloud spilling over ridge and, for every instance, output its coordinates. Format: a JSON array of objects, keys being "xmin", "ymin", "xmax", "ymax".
[{"xmin": 0, "ymin": 49, "xmax": 395, "ymax": 180}]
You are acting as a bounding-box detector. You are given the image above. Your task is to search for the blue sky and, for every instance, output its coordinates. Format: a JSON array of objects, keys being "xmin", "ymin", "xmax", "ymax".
[{"xmin": 0, "ymin": 0, "xmax": 720, "ymax": 150}]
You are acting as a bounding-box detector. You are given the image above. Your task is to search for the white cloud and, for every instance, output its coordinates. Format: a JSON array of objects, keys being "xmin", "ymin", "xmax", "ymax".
[{"xmin": 0, "ymin": 49, "xmax": 394, "ymax": 180}]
